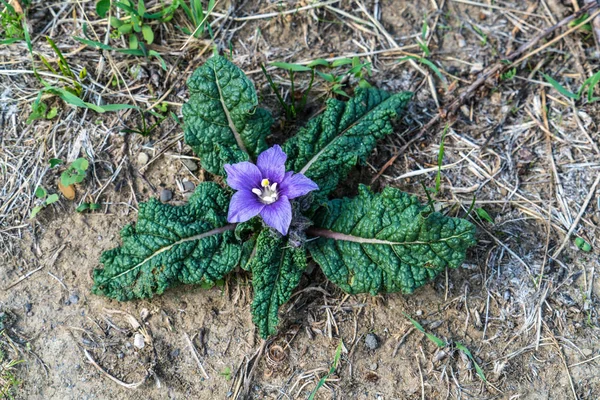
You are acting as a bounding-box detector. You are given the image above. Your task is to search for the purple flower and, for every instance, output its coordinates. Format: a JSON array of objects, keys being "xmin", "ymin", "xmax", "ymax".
[{"xmin": 224, "ymin": 145, "xmax": 318, "ymax": 235}]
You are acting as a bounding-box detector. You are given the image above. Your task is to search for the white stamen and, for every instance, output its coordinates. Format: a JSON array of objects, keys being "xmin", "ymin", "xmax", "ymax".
[{"xmin": 252, "ymin": 178, "xmax": 280, "ymax": 204}]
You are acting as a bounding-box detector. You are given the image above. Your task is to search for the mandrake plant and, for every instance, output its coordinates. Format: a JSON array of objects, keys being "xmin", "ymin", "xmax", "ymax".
[{"xmin": 92, "ymin": 55, "xmax": 476, "ymax": 338}]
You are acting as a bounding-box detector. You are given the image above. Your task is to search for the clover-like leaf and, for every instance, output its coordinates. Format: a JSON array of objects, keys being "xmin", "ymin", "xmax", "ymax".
[
  {"xmin": 182, "ymin": 56, "xmax": 272, "ymax": 175},
  {"xmin": 283, "ymin": 88, "xmax": 411, "ymax": 204},
  {"xmin": 249, "ymin": 229, "xmax": 306, "ymax": 338},
  {"xmin": 93, "ymin": 182, "xmax": 242, "ymax": 300},
  {"xmin": 308, "ymin": 185, "xmax": 476, "ymax": 294}
]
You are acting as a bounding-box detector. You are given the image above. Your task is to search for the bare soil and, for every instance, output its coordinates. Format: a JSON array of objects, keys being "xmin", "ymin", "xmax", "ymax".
[{"xmin": 2, "ymin": 0, "xmax": 600, "ymax": 399}]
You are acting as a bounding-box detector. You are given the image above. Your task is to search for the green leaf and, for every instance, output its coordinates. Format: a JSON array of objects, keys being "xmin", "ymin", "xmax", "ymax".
[
  {"xmin": 46, "ymin": 107, "xmax": 58, "ymax": 119},
  {"xmin": 141, "ymin": 25, "xmax": 154, "ymax": 44},
  {"xmin": 35, "ymin": 186, "xmax": 47, "ymax": 199},
  {"xmin": 129, "ymin": 34, "xmax": 139, "ymax": 49},
  {"xmin": 93, "ymin": 182, "xmax": 242, "ymax": 300},
  {"xmin": 270, "ymin": 61, "xmax": 312, "ymax": 72},
  {"xmin": 475, "ymin": 207, "xmax": 494, "ymax": 223},
  {"xmin": 308, "ymin": 339, "xmax": 344, "ymax": 400},
  {"xmin": 182, "ymin": 56, "xmax": 273, "ymax": 175},
  {"xmin": 454, "ymin": 342, "xmax": 487, "ymax": 382},
  {"xmin": 249, "ymin": 230, "xmax": 307, "ymax": 338},
  {"xmin": 45, "ymin": 194, "xmax": 59, "ymax": 205},
  {"xmin": 60, "ymin": 158, "xmax": 89, "ymax": 186},
  {"xmin": 96, "ymin": 0, "xmax": 110, "ymax": 17},
  {"xmin": 29, "ymin": 206, "xmax": 43, "ymax": 219},
  {"xmin": 49, "ymin": 158, "xmax": 63, "ymax": 168},
  {"xmin": 76, "ymin": 203, "xmax": 90, "ymax": 212},
  {"xmin": 306, "ymin": 58, "xmax": 330, "ymax": 68},
  {"xmin": 542, "ymin": 73, "xmax": 579, "ymax": 100},
  {"xmin": 71, "ymin": 157, "xmax": 89, "ymax": 171},
  {"xmin": 283, "ymin": 88, "xmax": 411, "ymax": 204},
  {"xmin": 575, "ymin": 237, "xmax": 592, "ymax": 252},
  {"xmin": 404, "ymin": 312, "xmax": 446, "ymax": 347},
  {"xmin": 308, "ymin": 185, "xmax": 476, "ymax": 294}
]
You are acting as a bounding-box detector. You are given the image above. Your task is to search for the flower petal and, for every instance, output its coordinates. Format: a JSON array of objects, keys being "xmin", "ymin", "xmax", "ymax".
[
  {"xmin": 227, "ymin": 190, "xmax": 265, "ymax": 223},
  {"xmin": 224, "ymin": 162, "xmax": 262, "ymax": 191},
  {"xmin": 280, "ymin": 173, "xmax": 319, "ymax": 199},
  {"xmin": 256, "ymin": 145, "xmax": 287, "ymax": 183},
  {"xmin": 260, "ymin": 196, "xmax": 292, "ymax": 235}
]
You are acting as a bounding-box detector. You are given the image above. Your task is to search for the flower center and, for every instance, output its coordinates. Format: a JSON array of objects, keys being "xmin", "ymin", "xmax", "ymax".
[{"xmin": 252, "ymin": 178, "xmax": 279, "ymax": 205}]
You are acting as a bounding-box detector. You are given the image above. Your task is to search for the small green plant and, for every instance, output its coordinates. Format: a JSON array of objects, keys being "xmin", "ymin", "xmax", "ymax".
[
  {"xmin": 121, "ymin": 109, "xmax": 166, "ymax": 136},
  {"xmin": 0, "ymin": 0, "xmax": 24, "ymax": 44},
  {"xmin": 110, "ymin": 0, "xmax": 156, "ymax": 49},
  {"xmin": 219, "ymin": 366, "xmax": 232, "ymax": 381},
  {"xmin": 30, "ymin": 186, "xmax": 59, "ymax": 219},
  {"xmin": 60, "ymin": 158, "xmax": 89, "ymax": 187},
  {"xmin": 76, "ymin": 202, "xmax": 102, "ymax": 213},
  {"xmin": 542, "ymin": 70, "xmax": 600, "ymax": 103},
  {"xmin": 92, "ymin": 56, "xmax": 476, "ymax": 339},
  {"xmin": 0, "ymin": 338, "xmax": 23, "ymax": 399},
  {"xmin": 574, "ymin": 237, "xmax": 592, "ymax": 252},
  {"xmin": 308, "ymin": 339, "xmax": 343, "ymax": 400},
  {"xmin": 265, "ymin": 56, "xmax": 372, "ymax": 119},
  {"xmin": 404, "ymin": 313, "xmax": 486, "ymax": 383},
  {"xmin": 177, "ymin": 0, "xmax": 216, "ymax": 38},
  {"xmin": 501, "ymin": 67, "xmax": 517, "ymax": 81}
]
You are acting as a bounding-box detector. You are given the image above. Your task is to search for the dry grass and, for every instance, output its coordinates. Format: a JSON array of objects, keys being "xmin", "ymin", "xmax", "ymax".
[{"xmin": 2, "ymin": 0, "xmax": 600, "ymax": 398}]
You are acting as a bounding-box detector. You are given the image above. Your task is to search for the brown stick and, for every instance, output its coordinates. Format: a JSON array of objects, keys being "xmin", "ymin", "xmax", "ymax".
[{"xmin": 372, "ymin": 1, "xmax": 599, "ymax": 182}]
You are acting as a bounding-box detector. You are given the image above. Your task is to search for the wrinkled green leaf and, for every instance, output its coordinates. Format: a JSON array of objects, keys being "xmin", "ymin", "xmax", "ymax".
[
  {"xmin": 249, "ymin": 230, "xmax": 306, "ymax": 338},
  {"xmin": 182, "ymin": 56, "xmax": 272, "ymax": 175},
  {"xmin": 93, "ymin": 182, "xmax": 242, "ymax": 300},
  {"xmin": 308, "ymin": 185, "xmax": 476, "ymax": 294},
  {"xmin": 283, "ymin": 88, "xmax": 411, "ymax": 204},
  {"xmin": 49, "ymin": 158, "xmax": 63, "ymax": 168}
]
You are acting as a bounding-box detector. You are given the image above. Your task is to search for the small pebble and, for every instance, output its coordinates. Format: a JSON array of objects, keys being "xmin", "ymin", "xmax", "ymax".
[
  {"xmin": 170, "ymin": 349, "xmax": 180, "ymax": 358},
  {"xmin": 365, "ymin": 333, "xmax": 380, "ymax": 350},
  {"xmin": 582, "ymin": 348, "xmax": 594, "ymax": 357},
  {"xmin": 133, "ymin": 333, "xmax": 145, "ymax": 349},
  {"xmin": 69, "ymin": 294, "xmax": 79, "ymax": 305},
  {"xmin": 415, "ymin": 310, "xmax": 423, "ymax": 316},
  {"xmin": 117, "ymin": 352, "xmax": 125, "ymax": 360},
  {"xmin": 27, "ymin": 312, "xmax": 33, "ymax": 317},
  {"xmin": 160, "ymin": 189, "xmax": 173, "ymax": 202},
  {"xmin": 137, "ymin": 152, "xmax": 149, "ymax": 165},
  {"xmin": 370, "ymin": 363, "xmax": 378, "ymax": 371},
  {"xmin": 181, "ymin": 158, "xmax": 198, "ymax": 172},
  {"xmin": 182, "ymin": 180, "xmax": 195, "ymax": 192},
  {"xmin": 25, "ymin": 302, "xmax": 32, "ymax": 313}
]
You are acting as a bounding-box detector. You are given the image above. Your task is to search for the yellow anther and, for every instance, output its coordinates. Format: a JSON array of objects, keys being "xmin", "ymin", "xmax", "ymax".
[{"xmin": 261, "ymin": 178, "xmax": 270, "ymax": 187}]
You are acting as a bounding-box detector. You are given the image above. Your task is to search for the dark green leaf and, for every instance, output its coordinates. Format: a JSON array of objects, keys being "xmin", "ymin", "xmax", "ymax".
[
  {"xmin": 96, "ymin": 0, "xmax": 110, "ymax": 18},
  {"xmin": 93, "ymin": 182, "xmax": 242, "ymax": 300},
  {"xmin": 182, "ymin": 56, "xmax": 272, "ymax": 175},
  {"xmin": 249, "ymin": 230, "xmax": 307, "ymax": 338},
  {"xmin": 76, "ymin": 203, "xmax": 90, "ymax": 212},
  {"xmin": 283, "ymin": 88, "xmax": 411, "ymax": 204},
  {"xmin": 308, "ymin": 185, "xmax": 476, "ymax": 294},
  {"xmin": 49, "ymin": 158, "xmax": 63, "ymax": 168}
]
